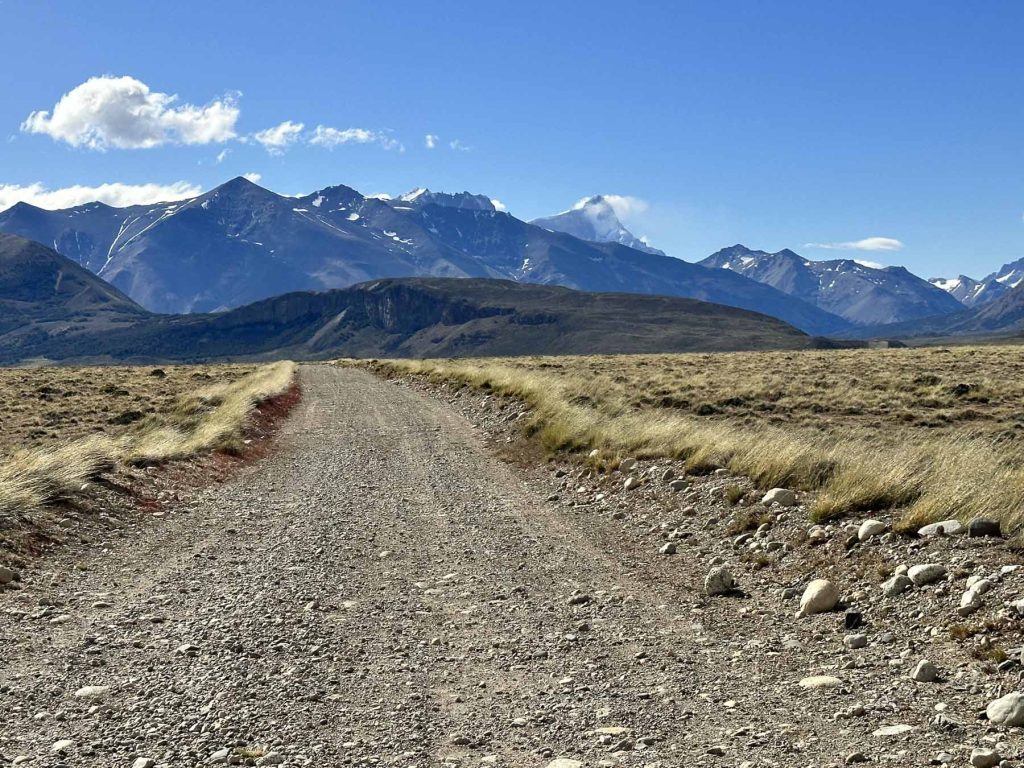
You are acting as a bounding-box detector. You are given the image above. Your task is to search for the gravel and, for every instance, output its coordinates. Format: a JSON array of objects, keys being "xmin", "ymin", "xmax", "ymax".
[{"xmin": 4, "ymin": 364, "xmax": 1024, "ymax": 766}]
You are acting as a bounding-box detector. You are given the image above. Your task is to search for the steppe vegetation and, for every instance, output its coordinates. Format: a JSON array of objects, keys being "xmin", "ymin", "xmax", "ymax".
[
  {"xmin": 0, "ymin": 361, "xmax": 296, "ymax": 517},
  {"xmin": 368, "ymin": 345, "xmax": 1024, "ymax": 532}
]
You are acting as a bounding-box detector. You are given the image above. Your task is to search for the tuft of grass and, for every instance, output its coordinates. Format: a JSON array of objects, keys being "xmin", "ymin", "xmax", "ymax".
[
  {"xmin": 357, "ymin": 348, "xmax": 1024, "ymax": 533},
  {"xmin": 0, "ymin": 362, "xmax": 296, "ymax": 516}
]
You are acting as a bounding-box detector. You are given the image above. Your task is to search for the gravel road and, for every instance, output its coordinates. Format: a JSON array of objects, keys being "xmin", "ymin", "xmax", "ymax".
[{"xmin": 2, "ymin": 365, "xmax": 1019, "ymax": 767}]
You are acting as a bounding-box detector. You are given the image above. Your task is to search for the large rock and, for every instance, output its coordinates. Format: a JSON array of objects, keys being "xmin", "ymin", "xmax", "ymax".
[
  {"xmin": 987, "ymin": 692, "xmax": 1024, "ymax": 726},
  {"xmin": 799, "ymin": 675, "xmax": 842, "ymax": 689},
  {"xmin": 73, "ymin": 685, "xmax": 110, "ymax": 700},
  {"xmin": 882, "ymin": 574, "xmax": 913, "ymax": 597},
  {"xmin": 797, "ymin": 579, "xmax": 839, "ymax": 617},
  {"xmin": 970, "ymin": 748, "xmax": 1001, "ymax": 768},
  {"xmin": 762, "ymin": 488, "xmax": 796, "ymax": 507},
  {"xmin": 857, "ymin": 520, "xmax": 887, "ymax": 541},
  {"xmin": 910, "ymin": 659, "xmax": 939, "ymax": 682},
  {"xmin": 704, "ymin": 566, "xmax": 735, "ymax": 596},
  {"xmin": 0, "ymin": 565, "xmax": 14, "ymax": 584},
  {"xmin": 968, "ymin": 518, "xmax": 1002, "ymax": 538},
  {"xmin": 917, "ymin": 519, "xmax": 964, "ymax": 537},
  {"xmin": 907, "ymin": 563, "xmax": 946, "ymax": 586}
]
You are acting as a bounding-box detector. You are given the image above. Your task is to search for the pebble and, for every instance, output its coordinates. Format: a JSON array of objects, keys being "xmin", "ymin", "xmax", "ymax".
[
  {"xmin": 658, "ymin": 542, "xmax": 677, "ymax": 555},
  {"xmin": 843, "ymin": 633, "xmax": 868, "ymax": 649},
  {"xmin": 623, "ymin": 476, "xmax": 641, "ymax": 491},
  {"xmin": 51, "ymin": 740, "xmax": 74, "ymax": 753},
  {"xmin": 881, "ymin": 573, "xmax": 913, "ymax": 597},
  {"xmin": 73, "ymin": 685, "xmax": 110, "ymax": 700},
  {"xmin": 132, "ymin": 759, "xmax": 157, "ymax": 768},
  {"xmin": 872, "ymin": 724, "xmax": 913, "ymax": 737}
]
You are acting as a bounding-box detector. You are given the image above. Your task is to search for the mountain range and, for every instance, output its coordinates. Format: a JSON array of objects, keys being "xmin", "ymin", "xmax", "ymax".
[
  {"xmin": 699, "ymin": 244, "xmax": 962, "ymax": 325},
  {"xmin": 928, "ymin": 258, "xmax": 1024, "ymax": 308},
  {"xmin": 0, "ymin": 233, "xmax": 817, "ymax": 364},
  {"xmin": 5, "ymin": 175, "xmax": 1024, "ymax": 344},
  {"xmin": 0, "ymin": 177, "xmax": 847, "ymax": 335}
]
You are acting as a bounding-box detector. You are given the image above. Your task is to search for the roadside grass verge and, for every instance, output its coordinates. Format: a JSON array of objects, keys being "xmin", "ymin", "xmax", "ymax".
[
  {"xmin": 0, "ymin": 361, "xmax": 296, "ymax": 517},
  {"xmin": 363, "ymin": 355, "xmax": 1024, "ymax": 533}
]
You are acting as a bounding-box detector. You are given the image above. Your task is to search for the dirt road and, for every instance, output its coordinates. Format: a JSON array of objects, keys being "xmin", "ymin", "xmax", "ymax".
[{"xmin": 1, "ymin": 366, "xmax": 1015, "ymax": 767}]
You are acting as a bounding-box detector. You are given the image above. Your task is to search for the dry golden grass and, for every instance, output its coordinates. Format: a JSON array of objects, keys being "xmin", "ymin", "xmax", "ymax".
[
  {"xmin": 362, "ymin": 346, "xmax": 1024, "ymax": 532},
  {"xmin": 0, "ymin": 361, "xmax": 296, "ymax": 517}
]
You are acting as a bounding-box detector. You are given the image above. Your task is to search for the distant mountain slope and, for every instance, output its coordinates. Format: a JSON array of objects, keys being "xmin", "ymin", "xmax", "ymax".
[
  {"xmin": 0, "ymin": 178, "xmax": 848, "ymax": 335},
  {"xmin": 0, "ymin": 276, "xmax": 814, "ymax": 364},
  {"xmin": 531, "ymin": 196, "xmax": 665, "ymax": 255},
  {"xmin": 0, "ymin": 233, "xmax": 146, "ymax": 342},
  {"xmin": 930, "ymin": 257, "xmax": 1024, "ymax": 308},
  {"xmin": 700, "ymin": 244, "xmax": 962, "ymax": 325}
]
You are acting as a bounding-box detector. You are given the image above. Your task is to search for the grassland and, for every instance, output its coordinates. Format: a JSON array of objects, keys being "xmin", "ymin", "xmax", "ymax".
[
  {"xmin": 367, "ymin": 345, "xmax": 1024, "ymax": 533},
  {"xmin": 0, "ymin": 361, "xmax": 296, "ymax": 518}
]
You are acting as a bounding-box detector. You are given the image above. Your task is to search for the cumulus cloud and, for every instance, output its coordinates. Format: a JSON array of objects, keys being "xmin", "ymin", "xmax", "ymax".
[
  {"xmin": 252, "ymin": 120, "xmax": 305, "ymax": 154},
  {"xmin": 0, "ymin": 180, "xmax": 202, "ymax": 211},
  {"xmin": 21, "ymin": 76, "xmax": 239, "ymax": 150},
  {"xmin": 424, "ymin": 134, "xmax": 438, "ymax": 149},
  {"xmin": 309, "ymin": 125, "xmax": 403, "ymax": 151},
  {"xmin": 242, "ymin": 172, "xmax": 262, "ymax": 184},
  {"xmin": 854, "ymin": 259, "xmax": 886, "ymax": 269},
  {"xmin": 490, "ymin": 198, "xmax": 508, "ymax": 212},
  {"xmin": 805, "ymin": 237, "xmax": 904, "ymax": 252}
]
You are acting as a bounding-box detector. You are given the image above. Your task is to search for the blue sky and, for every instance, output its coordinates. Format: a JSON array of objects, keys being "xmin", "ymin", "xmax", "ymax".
[{"xmin": 2, "ymin": 0, "xmax": 1024, "ymax": 279}]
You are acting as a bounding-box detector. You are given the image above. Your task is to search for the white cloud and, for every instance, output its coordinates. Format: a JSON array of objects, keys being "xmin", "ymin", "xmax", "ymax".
[
  {"xmin": 854, "ymin": 258, "xmax": 886, "ymax": 269},
  {"xmin": 572, "ymin": 194, "xmax": 649, "ymax": 221},
  {"xmin": 424, "ymin": 134, "xmax": 438, "ymax": 149},
  {"xmin": 252, "ymin": 120, "xmax": 305, "ymax": 154},
  {"xmin": 490, "ymin": 198, "xmax": 508, "ymax": 212},
  {"xmin": 449, "ymin": 139, "xmax": 471, "ymax": 152},
  {"xmin": 0, "ymin": 180, "xmax": 201, "ymax": 211},
  {"xmin": 242, "ymin": 172, "xmax": 262, "ymax": 184},
  {"xmin": 804, "ymin": 237, "xmax": 904, "ymax": 252},
  {"xmin": 309, "ymin": 125, "xmax": 403, "ymax": 151},
  {"xmin": 215, "ymin": 148, "xmax": 230, "ymax": 163},
  {"xmin": 21, "ymin": 75, "xmax": 239, "ymax": 150}
]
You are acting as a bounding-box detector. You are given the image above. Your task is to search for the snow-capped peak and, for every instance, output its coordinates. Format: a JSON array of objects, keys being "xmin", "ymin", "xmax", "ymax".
[{"xmin": 530, "ymin": 195, "xmax": 664, "ymax": 256}]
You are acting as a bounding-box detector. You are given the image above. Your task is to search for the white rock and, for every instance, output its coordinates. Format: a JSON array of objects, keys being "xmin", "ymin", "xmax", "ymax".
[
  {"xmin": 907, "ymin": 563, "xmax": 946, "ymax": 586},
  {"xmin": 797, "ymin": 579, "xmax": 839, "ymax": 617},
  {"xmin": 918, "ymin": 519, "xmax": 964, "ymax": 536},
  {"xmin": 843, "ymin": 633, "xmax": 868, "ymax": 649},
  {"xmin": 910, "ymin": 659, "xmax": 939, "ymax": 682},
  {"xmin": 623, "ymin": 476, "xmax": 641, "ymax": 491},
  {"xmin": 882, "ymin": 574, "xmax": 913, "ymax": 597},
  {"xmin": 73, "ymin": 685, "xmax": 110, "ymax": 700},
  {"xmin": 872, "ymin": 724, "xmax": 914, "ymax": 737},
  {"xmin": 858, "ymin": 520, "xmax": 887, "ymax": 541},
  {"xmin": 133, "ymin": 759, "xmax": 157, "ymax": 768},
  {"xmin": 987, "ymin": 691, "xmax": 1024, "ymax": 726},
  {"xmin": 51, "ymin": 740, "xmax": 74, "ymax": 753},
  {"xmin": 658, "ymin": 542, "xmax": 677, "ymax": 555},
  {"xmin": 545, "ymin": 760, "xmax": 584, "ymax": 768},
  {"xmin": 762, "ymin": 488, "xmax": 796, "ymax": 507},
  {"xmin": 968, "ymin": 577, "xmax": 994, "ymax": 595},
  {"xmin": 958, "ymin": 589, "xmax": 983, "ymax": 617},
  {"xmin": 970, "ymin": 748, "xmax": 1001, "ymax": 768},
  {"xmin": 799, "ymin": 675, "xmax": 842, "ymax": 689},
  {"xmin": 704, "ymin": 566, "xmax": 735, "ymax": 596}
]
